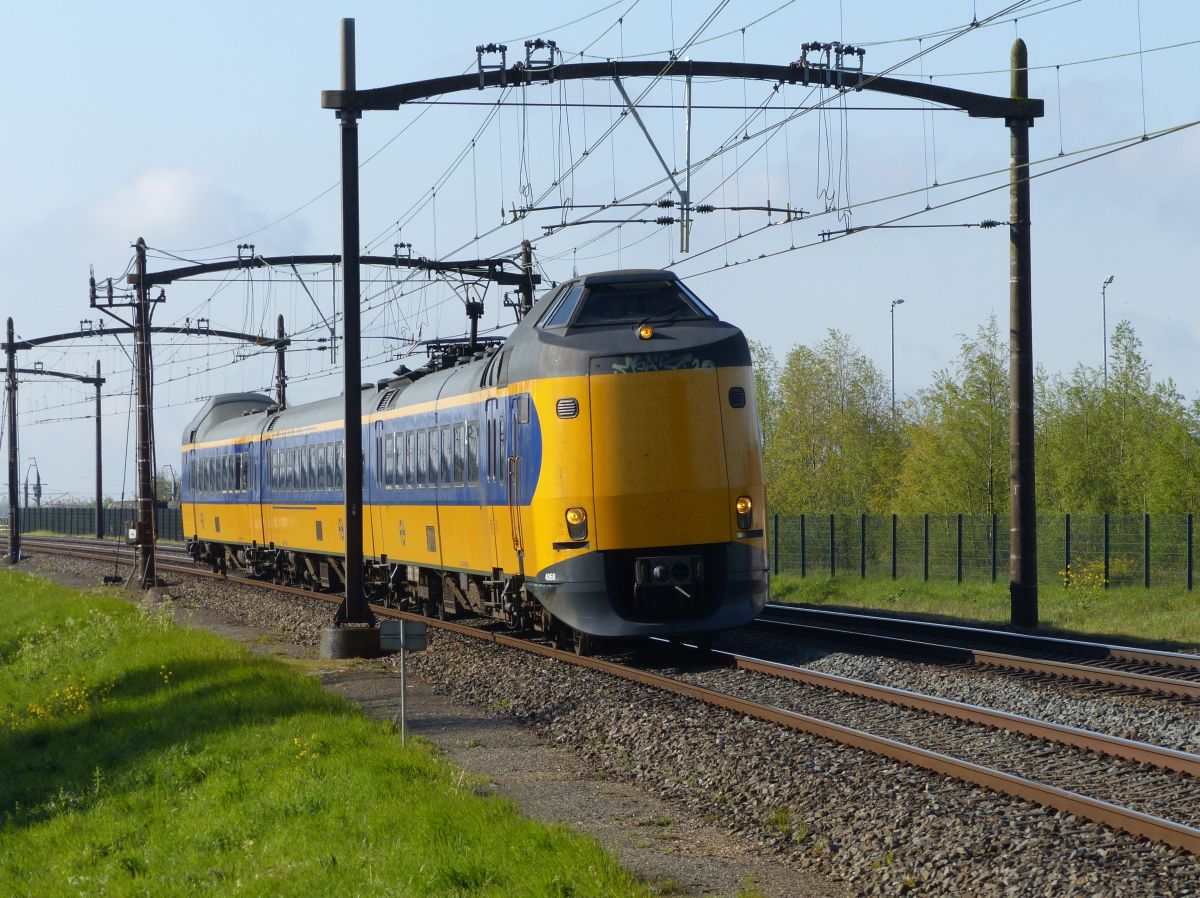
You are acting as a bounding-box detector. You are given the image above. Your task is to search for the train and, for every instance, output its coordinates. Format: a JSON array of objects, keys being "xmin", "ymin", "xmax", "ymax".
[{"xmin": 181, "ymin": 269, "xmax": 767, "ymax": 650}]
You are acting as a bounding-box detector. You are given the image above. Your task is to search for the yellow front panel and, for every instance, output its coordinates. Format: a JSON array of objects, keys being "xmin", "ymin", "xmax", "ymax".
[
  {"xmin": 718, "ymin": 366, "xmax": 767, "ymax": 541},
  {"xmin": 526, "ymin": 376, "xmax": 594, "ymax": 574},
  {"xmin": 589, "ymin": 368, "xmax": 730, "ymax": 550}
]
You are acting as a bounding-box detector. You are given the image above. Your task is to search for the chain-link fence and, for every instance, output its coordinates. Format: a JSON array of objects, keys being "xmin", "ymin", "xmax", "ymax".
[
  {"xmin": 16, "ymin": 506, "xmax": 184, "ymax": 542},
  {"xmin": 772, "ymin": 513, "xmax": 1196, "ymax": 590}
]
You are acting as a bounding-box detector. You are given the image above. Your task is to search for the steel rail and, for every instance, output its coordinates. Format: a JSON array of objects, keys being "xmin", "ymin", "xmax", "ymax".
[
  {"xmin": 754, "ymin": 616, "xmax": 1200, "ymax": 701},
  {"xmin": 9, "ymin": 538, "xmax": 1199, "ymax": 854},
  {"xmin": 763, "ymin": 604, "xmax": 1200, "ymax": 671},
  {"xmin": 727, "ymin": 652, "xmax": 1200, "ymax": 777}
]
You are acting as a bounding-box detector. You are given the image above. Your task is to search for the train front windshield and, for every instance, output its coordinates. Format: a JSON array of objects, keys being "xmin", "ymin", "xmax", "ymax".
[{"xmin": 540, "ymin": 280, "xmax": 717, "ymax": 329}]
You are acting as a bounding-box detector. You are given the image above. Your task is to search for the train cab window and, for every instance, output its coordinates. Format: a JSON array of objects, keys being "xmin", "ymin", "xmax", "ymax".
[
  {"xmin": 571, "ymin": 280, "xmax": 715, "ymax": 328},
  {"xmin": 466, "ymin": 421, "xmax": 479, "ymax": 485},
  {"xmin": 452, "ymin": 423, "xmax": 465, "ymax": 485},
  {"xmin": 384, "ymin": 434, "xmax": 396, "ymax": 487},
  {"xmin": 539, "ymin": 284, "xmax": 584, "ymax": 328}
]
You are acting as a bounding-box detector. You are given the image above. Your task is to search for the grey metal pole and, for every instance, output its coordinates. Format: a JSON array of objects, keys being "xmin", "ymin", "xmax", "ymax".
[
  {"xmin": 891, "ymin": 513, "xmax": 897, "ymax": 579},
  {"xmin": 1101, "ymin": 276, "xmax": 1114, "ymax": 388},
  {"xmin": 890, "ymin": 299, "xmax": 903, "ymax": 415},
  {"xmin": 330, "ymin": 18, "xmax": 375, "ymax": 638},
  {"xmin": 5, "ymin": 319, "xmax": 18, "ymax": 563},
  {"xmin": 860, "ymin": 513, "xmax": 867, "ymax": 579},
  {"xmin": 95, "ymin": 360, "xmax": 103, "ymax": 540},
  {"xmin": 519, "ymin": 240, "xmax": 534, "ymax": 317},
  {"xmin": 134, "ymin": 238, "xmax": 157, "ymax": 588},
  {"xmin": 1008, "ymin": 39, "xmax": 1038, "ymax": 628},
  {"xmin": 275, "ymin": 314, "xmax": 287, "ymax": 410}
]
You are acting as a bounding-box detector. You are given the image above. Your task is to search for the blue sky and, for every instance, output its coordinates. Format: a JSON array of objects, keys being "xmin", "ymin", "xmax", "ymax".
[{"xmin": 2, "ymin": 1, "xmax": 1198, "ymax": 501}]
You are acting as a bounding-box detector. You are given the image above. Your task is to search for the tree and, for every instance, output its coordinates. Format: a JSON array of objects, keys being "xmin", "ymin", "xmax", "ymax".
[
  {"xmin": 895, "ymin": 316, "xmax": 1009, "ymax": 514},
  {"xmin": 770, "ymin": 330, "xmax": 901, "ymax": 513}
]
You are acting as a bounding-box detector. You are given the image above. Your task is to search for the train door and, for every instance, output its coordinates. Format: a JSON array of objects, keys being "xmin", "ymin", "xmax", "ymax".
[
  {"xmin": 505, "ymin": 393, "xmax": 531, "ymax": 579},
  {"xmin": 260, "ymin": 438, "xmax": 274, "ymax": 549},
  {"xmin": 369, "ymin": 421, "xmax": 387, "ymax": 560},
  {"xmin": 185, "ymin": 448, "xmax": 198, "ymax": 538},
  {"xmin": 248, "ymin": 442, "xmax": 266, "ymax": 547},
  {"xmin": 484, "ymin": 397, "xmax": 511, "ymax": 574}
]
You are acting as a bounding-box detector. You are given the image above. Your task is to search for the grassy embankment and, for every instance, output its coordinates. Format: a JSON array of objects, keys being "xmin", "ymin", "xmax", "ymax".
[
  {"xmin": 771, "ymin": 574, "xmax": 1200, "ymax": 651},
  {"xmin": 0, "ymin": 570, "xmax": 650, "ymax": 897}
]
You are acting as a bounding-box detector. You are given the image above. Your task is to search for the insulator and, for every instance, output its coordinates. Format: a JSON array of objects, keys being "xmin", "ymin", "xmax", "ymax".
[
  {"xmin": 655, "ymin": 216, "xmax": 676, "ymax": 225},
  {"xmin": 656, "ymin": 198, "xmax": 675, "ymax": 208},
  {"xmin": 695, "ymin": 204, "xmax": 715, "ymax": 214}
]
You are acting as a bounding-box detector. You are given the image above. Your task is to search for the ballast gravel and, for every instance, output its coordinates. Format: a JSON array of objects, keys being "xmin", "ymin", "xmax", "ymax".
[
  {"xmin": 401, "ymin": 631, "xmax": 1199, "ymax": 897},
  {"xmin": 15, "ymin": 553, "xmax": 1200, "ymax": 896}
]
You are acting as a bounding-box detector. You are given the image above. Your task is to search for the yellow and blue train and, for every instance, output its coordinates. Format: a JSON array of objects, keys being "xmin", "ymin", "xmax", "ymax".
[{"xmin": 181, "ymin": 269, "xmax": 767, "ymax": 647}]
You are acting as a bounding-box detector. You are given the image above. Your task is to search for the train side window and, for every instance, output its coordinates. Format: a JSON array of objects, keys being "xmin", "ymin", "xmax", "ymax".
[
  {"xmin": 486, "ymin": 420, "xmax": 495, "ymax": 483},
  {"xmin": 269, "ymin": 451, "xmax": 276, "ymax": 491},
  {"xmin": 306, "ymin": 447, "xmax": 314, "ymax": 491},
  {"xmin": 384, "ymin": 433, "xmax": 395, "ymax": 487},
  {"xmin": 334, "ymin": 444, "xmax": 343, "ymax": 490},
  {"xmin": 394, "ymin": 433, "xmax": 404, "ymax": 489},
  {"xmin": 416, "ymin": 430, "xmax": 426, "ymax": 486},
  {"xmin": 427, "ymin": 428, "xmax": 439, "ymax": 485},
  {"xmin": 466, "ymin": 421, "xmax": 479, "ymax": 485},
  {"xmin": 405, "ymin": 432, "xmax": 414, "ymax": 486},
  {"xmin": 441, "ymin": 425, "xmax": 453, "ymax": 484},
  {"xmin": 453, "ymin": 423, "xmax": 465, "ymax": 485}
]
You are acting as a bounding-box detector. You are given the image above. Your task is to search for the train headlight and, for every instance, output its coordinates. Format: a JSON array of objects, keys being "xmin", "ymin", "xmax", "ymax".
[
  {"xmin": 565, "ymin": 507, "xmax": 588, "ymax": 540},
  {"xmin": 637, "ymin": 324, "xmax": 654, "ymax": 340},
  {"xmin": 735, "ymin": 495, "xmax": 753, "ymax": 530}
]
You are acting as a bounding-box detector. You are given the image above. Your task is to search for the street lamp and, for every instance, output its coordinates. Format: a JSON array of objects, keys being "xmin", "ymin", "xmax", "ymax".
[
  {"xmin": 1101, "ymin": 275, "xmax": 1114, "ymax": 387},
  {"xmin": 890, "ymin": 299, "xmax": 905, "ymax": 415}
]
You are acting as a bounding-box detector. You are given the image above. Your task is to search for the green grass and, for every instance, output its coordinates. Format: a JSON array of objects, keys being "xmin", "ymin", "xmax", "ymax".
[
  {"xmin": 0, "ymin": 570, "xmax": 650, "ymax": 897},
  {"xmin": 771, "ymin": 574, "xmax": 1200, "ymax": 651}
]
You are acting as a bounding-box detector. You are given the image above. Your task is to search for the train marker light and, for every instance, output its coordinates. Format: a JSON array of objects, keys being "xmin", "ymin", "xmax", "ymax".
[
  {"xmin": 637, "ymin": 324, "xmax": 654, "ymax": 340},
  {"xmin": 566, "ymin": 507, "xmax": 588, "ymax": 540},
  {"xmin": 735, "ymin": 496, "xmax": 753, "ymax": 530}
]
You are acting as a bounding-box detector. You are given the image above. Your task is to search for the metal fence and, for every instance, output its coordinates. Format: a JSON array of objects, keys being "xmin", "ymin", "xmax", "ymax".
[
  {"xmin": 16, "ymin": 506, "xmax": 185, "ymax": 542},
  {"xmin": 772, "ymin": 513, "xmax": 1196, "ymax": 590}
]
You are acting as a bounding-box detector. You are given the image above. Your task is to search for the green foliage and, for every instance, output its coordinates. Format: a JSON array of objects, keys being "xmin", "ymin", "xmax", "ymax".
[
  {"xmin": 1037, "ymin": 322, "xmax": 1200, "ymax": 513},
  {"xmin": 759, "ymin": 315, "xmax": 1200, "ymax": 517},
  {"xmin": 0, "ymin": 571, "xmax": 648, "ymax": 898},
  {"xmin": 760, "ymin": 330, "xmax": 903, "ymax": 514},
  {"xmin": 895, "ymin": 316, "xmax": 1009, "ymax": 514}
]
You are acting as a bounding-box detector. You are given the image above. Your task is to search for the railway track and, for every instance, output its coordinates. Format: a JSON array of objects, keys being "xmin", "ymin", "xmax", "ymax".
[
  {"xmin": 7, "ymin": 535, "xmax": 1199, "ymax": 854},
  {"xmin": 756, "ymin": 603, "xmax": 1200, "ymax": 701}
]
